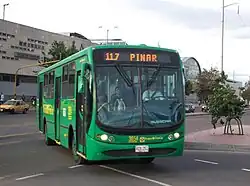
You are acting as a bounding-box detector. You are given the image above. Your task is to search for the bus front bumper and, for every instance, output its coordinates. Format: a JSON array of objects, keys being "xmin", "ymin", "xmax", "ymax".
[{"xmin": 86, "ymin": 137, "xmax": 184, "ymax": 161}]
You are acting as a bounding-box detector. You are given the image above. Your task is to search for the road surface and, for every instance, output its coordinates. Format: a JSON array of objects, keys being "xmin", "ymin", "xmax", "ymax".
[{"xmin": 0, "ymin": 112, "xmax": 250, "ymax": 186}]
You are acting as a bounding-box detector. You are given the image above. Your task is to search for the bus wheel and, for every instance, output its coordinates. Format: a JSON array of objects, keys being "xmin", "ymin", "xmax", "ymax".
[
  {"xmin": 71, "ymin": 136, "xmax": 85, "ymax": 165},
  {"xmin": 138, "ymin": 158, "xmax": 155, "ymax": 164}
]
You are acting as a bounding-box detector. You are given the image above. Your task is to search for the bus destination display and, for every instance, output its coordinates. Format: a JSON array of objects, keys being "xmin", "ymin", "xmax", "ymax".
[
  {"xmin": 105, "ymin": 52, "xmax": 158, "ymax": 62},
  {"xmin": 93, "ymin": 48, "xmax": 179, "ymax": 65}
]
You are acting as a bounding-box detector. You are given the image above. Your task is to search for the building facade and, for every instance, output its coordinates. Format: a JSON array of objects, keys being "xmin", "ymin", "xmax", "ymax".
[
  {"xmin": 182, "ymin": 57, "xmax": 201, "ymax": 103},
  {"xmin": 182, "ymin": 57, "xmax": 201, "ymax": 81},
  {"xmin": 0, "ymin": 20, "xmax": 93, "ymax": 100}
]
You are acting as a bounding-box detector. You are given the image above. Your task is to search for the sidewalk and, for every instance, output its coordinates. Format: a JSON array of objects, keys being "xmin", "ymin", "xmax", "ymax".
[{"xmin": 185, "ymin": 125, "xmax": 250, "ymax": 152}]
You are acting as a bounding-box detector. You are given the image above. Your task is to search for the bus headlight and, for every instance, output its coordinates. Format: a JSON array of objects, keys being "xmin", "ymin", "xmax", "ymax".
[
  {"xmin": 168, "ymin": 134, "xmax": 174, "ymax": 140},
  {"xmin": 100, "ymin": 134, "xmax": 108, "ymax": 141},
  {"xmin": 174, "ymin": 132, "xmax": 180, "ymax": 139}
]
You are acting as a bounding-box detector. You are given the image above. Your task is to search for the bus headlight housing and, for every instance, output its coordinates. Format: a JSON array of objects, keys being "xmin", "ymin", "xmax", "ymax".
[
  {"xmin": 100, "ymin": 134, "xmax": 108, "ymax": 141},
  {"xmin": 174, "ymin": 132, "xmax": 180, "ymax": 139}
]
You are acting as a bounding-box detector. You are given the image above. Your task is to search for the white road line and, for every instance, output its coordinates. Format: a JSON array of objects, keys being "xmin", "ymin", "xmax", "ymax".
[
  {"xmin": 16, "ymin": 173, "xmax": 44, "ymax": 181},
  {"xmin": 0, "ymin": 132, "xmax": 39, "ymax": 139},
  {"xmin": 242, "ymin": 168, "xmax": 250, "ymax": 172},
  {"xmin": 0, "ymin": 141, "xmax": 22, "ymax": 146},
  {"xmin": 68, "ymin": 165, "xmax": 83, "ymax": 169},
  {"xmin": 100, "ymin": 165, "xmax": 172, "ymax": 186},
  {"xmin": 194, "ymin": 159, "xmax": 218, "ymax": 165}
]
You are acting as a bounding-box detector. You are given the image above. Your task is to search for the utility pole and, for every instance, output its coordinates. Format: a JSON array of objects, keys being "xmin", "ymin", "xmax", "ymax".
[
  {"xmin": 3, "ymin": 3, "xmax": 9, "ymax": 20},
  {"xmin": 221, "ymin": 0, "xmax": 225, "ymax": 73},
  {"xmin": 98, "ymin": 26, "xmax": 118, "ymax": 45},
  {"xmin": 221, "ymin": 1, "xmax": 239, "ymax": 73}
]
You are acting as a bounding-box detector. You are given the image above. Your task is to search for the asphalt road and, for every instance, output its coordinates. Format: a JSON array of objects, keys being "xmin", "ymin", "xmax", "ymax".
[
  {"xmin": 0, "ymin": 111, "xmax": 250, "ymax": 186},
  {"xmin": 0, "ymin": 134, "xmax": 250, "ymax": 186}
]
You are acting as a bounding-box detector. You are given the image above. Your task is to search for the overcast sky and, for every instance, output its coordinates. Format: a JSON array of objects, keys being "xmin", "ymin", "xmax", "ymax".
[{"xmin": 2, "ymin": 0, "xmax": 250, "ymax": 82}]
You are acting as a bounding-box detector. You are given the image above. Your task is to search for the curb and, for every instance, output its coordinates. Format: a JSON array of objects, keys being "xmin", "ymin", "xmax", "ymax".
[
  {"xmin": 185, "ymin": 141, "xmax": 250, "ymax": 152},
  {"xmin": 186, "ymin": 113, "xmax": 209, "ymax": 117}
]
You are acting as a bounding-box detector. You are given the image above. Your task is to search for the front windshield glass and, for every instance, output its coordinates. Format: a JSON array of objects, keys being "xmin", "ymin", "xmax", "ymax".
[{"xmin": 96, "ymin": 64, "xmax": 184, "ymax": 129}]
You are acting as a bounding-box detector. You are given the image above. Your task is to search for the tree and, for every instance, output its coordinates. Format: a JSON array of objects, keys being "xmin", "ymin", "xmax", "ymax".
[
  {"xmin": 48, "ymin": 41, "xmax": 68, "ymax": 60},
  {"xmin": 195, "ymin": 68, "xmax": 227, "ymax": 103},
  {"xmin": 208, "ymin": 81, "xmax": 245, "ymax": 135},
  {"xmin": 48, "ymin": 40, "xmax": 80, "ymax": 61},
  {"xmin": 241, "ymin": 87, "xmax": 250, "ymax": 104},
  {"xmin": 67, "ymin": 41, "xmax": 79, "ymax": 56}
]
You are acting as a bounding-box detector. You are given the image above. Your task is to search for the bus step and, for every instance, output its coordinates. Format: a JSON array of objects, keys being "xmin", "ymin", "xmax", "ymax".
[
  {"xmin": 55, "ymin": 140, "xmax": 61, "ymax": 145},
  {"xmin": 76, "ymin": 152, "xmax": 87, "ymax": 159}
]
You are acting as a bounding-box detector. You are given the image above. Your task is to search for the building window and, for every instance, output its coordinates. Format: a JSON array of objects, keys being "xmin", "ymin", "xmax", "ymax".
[
  {"xmin": 0, "ymin": 32, "xmax": 15, "ymax": 38},
  {"xmin": 0, "ymin": 37, "xmax": 7, "ymax": 41},
  {"xmin": 2, "ymin": 56, "xmax": 18, "ymax": 60},
  {"xmin": 14, "ymin": 52, "xmax": 40, "ymax": 60}
]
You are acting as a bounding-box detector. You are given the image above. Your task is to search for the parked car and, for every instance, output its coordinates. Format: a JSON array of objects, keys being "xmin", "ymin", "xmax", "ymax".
[
  {"xmin": 185, "ymin": 103, "xmax": 195, "ymax": 113},
  {"xmin": 0, "ymin": 99, "xmax": 29, "ymax": 114},
  {"xmin": 201, "ymin": 104, "xmax": 209, "ymax": 112}
]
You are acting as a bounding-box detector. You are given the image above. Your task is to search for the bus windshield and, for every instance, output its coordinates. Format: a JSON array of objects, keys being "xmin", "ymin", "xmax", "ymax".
[{"xmin": 96, "ymin": 64, "xmax": 184, "ymax": 130}]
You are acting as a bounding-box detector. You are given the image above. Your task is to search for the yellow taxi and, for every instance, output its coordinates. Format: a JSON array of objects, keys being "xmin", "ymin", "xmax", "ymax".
[{"xmin": 0, "ymin": 99, "xmax": 30, "ymax": 114}]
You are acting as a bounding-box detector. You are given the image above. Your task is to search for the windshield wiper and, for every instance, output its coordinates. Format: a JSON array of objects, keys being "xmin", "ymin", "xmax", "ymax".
[
  {"xmin": 114, "ymin": 64, "xmax": 133, "ymax": 87},
  {"xmin": 146, "ymin": 64, "xmax": 161, "ymax": 88}
]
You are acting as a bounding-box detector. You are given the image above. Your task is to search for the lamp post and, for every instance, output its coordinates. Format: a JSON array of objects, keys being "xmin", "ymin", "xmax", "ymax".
[
  {"xmin": 221, "ymin": 0, "xmax": 239, "ymax": 73},
  {"xmin": 98, "ymin": 26, "xmax": 118, "ymax": 44},
  {"xmin": 3, "ymin": 3, "xmax": 9, "ymax": 20}
]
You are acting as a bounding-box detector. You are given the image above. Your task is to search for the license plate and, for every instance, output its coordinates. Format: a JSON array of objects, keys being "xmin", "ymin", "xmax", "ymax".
[{"xmin": 135, "ymin": 145, "xmax": 149, "ymax": 153}]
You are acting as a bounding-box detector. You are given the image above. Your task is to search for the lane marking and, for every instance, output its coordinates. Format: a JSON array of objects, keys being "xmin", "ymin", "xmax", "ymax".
[
  {"xmin": 194, "ymin": 159, "xmax": 218, "ymax": 165},
  {"xmin": 16, "ymin": 173, "xmax": 44, "ymax": 181},
  {"xmin": 100, "ymin": 165, "xmax": 172, "ymax": 186},
  {"xmin": 0, "ymin": 174, "xmax": 13, "ymax": 180},
  {"xmin": 0, "ymin": 132, "xmax": 39, "ymax": 139},
  {"xmin": 0, "ymin": 123, "xmax": 34, "ymax": 128},
  {"xmin": 68, "ymin": 165, "xmax": 83, "ymax": 169},
  {"xmin": 0, "ymin": 140, "xmax": 22, "ymax": 146},
  {"xmin": 242, "ymin": 168, "xmax": 250, "ymax": 172}
]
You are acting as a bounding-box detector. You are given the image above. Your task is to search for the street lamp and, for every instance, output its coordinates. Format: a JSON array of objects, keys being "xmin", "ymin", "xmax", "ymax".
[
  {"xmin": 221, "ymin": 0, "xmax": 240, "ymax": 73},
  {"xmin": 98, "ymin": 26, "xmax": 118, "ymax": 44},
  {"xmin": 3, "ymin": 3, "xmax": 9, "ymax": 20}
]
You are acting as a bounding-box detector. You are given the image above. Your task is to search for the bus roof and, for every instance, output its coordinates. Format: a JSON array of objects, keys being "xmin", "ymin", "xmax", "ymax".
[{"xmin": 38, "ymin": 44, "xmax": 180, "ymax": 75}]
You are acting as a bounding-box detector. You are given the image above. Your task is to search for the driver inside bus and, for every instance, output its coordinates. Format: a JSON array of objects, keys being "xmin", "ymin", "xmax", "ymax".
[
  {"xmin": 110, "ymin": 86, "xmax": 126, "ymax": 111},
  {"xmin": 142, "ymin": 82, "xmax": 165, "ymax": 101}
]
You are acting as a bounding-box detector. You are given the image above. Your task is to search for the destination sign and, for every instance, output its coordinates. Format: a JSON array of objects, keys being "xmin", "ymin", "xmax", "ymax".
[{"xmin": 93, "ymin": 48, "xmax": 179, "ymax": 65}]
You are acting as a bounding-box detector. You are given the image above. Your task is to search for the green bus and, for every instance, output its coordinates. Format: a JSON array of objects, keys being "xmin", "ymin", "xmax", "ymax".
[{"xmin": 36, "ymin": 44, "xmax": 185, "ymax": 164}]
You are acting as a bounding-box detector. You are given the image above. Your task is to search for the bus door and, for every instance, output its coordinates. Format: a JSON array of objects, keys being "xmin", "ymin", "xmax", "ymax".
[
  {"xmin": 76, "ymin": 70, "xmax": 86, "ymax": 151},
  {"xmin": 55, "ymin": 77, "xmax": 61, "ymax": 140},
  {"xmin": 38, "ymin": 82, "xmax": 43, "ymax": 132}
]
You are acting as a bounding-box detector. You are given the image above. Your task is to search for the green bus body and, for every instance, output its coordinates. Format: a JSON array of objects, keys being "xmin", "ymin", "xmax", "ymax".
[{"xmin": 36, "ymin": 44, "xmax": 185, "ymax": 164}]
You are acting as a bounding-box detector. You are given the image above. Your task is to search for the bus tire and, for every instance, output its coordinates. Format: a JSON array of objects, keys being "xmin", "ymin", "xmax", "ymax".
[
  {"xmin": 44, "ymin": 123, "xmax": 55, "ymax": 146},
  {"xmin": 138, "ymin": 158, "xmax": 155, "ymax": 164},
  {"xmin": 71, "ymin": 135, "xmax": 85, "ymax": 165}
]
